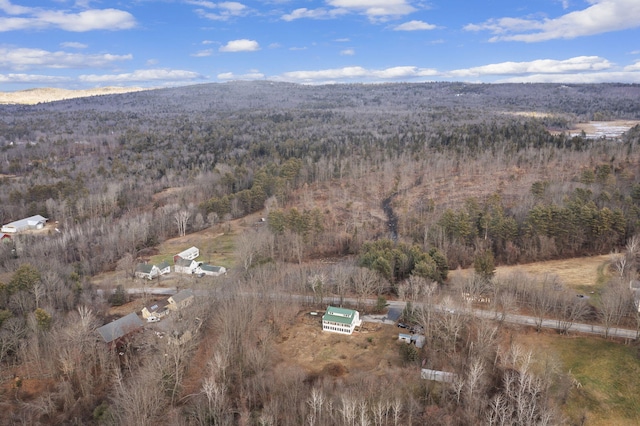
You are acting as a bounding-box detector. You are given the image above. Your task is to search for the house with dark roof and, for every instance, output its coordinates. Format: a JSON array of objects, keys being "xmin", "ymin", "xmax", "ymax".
[
  {"xmin": 198, "ymin": 264, "xmax": 226, "ymax": 277},
  {"xmin": 141, "ymin": 299, "xmax": 170, "ymax": 320},
  {"xmin": 322, "ymin": 306, "xmax": 361, "ymax": 335},
  {"xmin": 157, "ymin": 261, "xmax": 171, "ymax": 276},
  {"xmin": 97, "ymin": 312, "xmax": 144, "ymax": 344},
  {"xmin": 135, "ymin": 263, "xmax": 160, "ymax": 280},
  {"xmin": 175, "ymin": 258, "xmax": 200, "ymax": 274},
  {"xmin": 168, "ymin": 289, "xmax": 195, "ymax": 311}
]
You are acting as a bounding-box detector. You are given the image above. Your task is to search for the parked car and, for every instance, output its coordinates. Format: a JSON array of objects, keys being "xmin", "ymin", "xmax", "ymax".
[
  {"xmin": 147, "ymin": 316, "xmax": 160, "ymax": 323},
  {"xmin": 397, "ymin": 322, "xmax": 409, "ymax": 329}
]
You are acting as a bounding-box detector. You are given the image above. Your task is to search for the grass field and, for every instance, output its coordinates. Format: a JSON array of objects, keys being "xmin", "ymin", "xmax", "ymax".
[
  {"xmin": 495, "ymin": 255, "xmax": 613, "ymax": 289},
  {"xmin": 148, "ymin": 230, "xmax": 237, "ymax": 270},
  {"xmin": 517, "ymin": 331, "xmax": 640, "ymax": 425}
]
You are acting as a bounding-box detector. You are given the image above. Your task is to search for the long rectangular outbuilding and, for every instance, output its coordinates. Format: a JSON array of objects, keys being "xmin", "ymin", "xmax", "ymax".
[{"xmin": 1, "ymin": 215, "xmax": 48, "ymax": 233}]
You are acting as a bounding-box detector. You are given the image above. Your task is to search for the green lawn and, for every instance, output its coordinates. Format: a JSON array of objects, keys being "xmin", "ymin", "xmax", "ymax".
[
  {"xmin": 149, "ymin": 229, "xmax": 237, "ymax": 270},
  {"xmin": 528, "ymin": 335, "xmax": 640, "ymax": 425}
]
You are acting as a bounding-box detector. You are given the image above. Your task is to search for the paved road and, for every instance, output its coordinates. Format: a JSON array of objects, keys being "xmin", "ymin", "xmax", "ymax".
[{"xmin": 118, "ymin": 287, "xmax": 638, "ymax": 340}]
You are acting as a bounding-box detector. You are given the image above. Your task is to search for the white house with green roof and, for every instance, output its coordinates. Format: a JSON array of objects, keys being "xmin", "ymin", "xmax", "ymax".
[{"xmin": 322, "ymin": 306, "xmax": 361, "ymax": 335}]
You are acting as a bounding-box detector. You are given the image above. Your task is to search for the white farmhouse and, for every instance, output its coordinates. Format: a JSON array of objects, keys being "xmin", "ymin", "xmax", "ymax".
[
  {"xmin": 322, "ymin": 306, "xmax": 361, "ymax": 335},
  {"xmin": 156, "ymin": 261, "xmax": 171, "ymax": 276},
  {"xmin": 198, "ymin": 264, "xmax": 226, "ymax": 277},
  {"xmin": 173, "ymin": 246, "xmax": 199, "ymax": 263},
  {"xmin": 175, "ymin": 258, "xmax": 200, "ymax": 274},
  {"xmin": 135, "ymin": 263, "xmax": 160, "ymax": 280}
]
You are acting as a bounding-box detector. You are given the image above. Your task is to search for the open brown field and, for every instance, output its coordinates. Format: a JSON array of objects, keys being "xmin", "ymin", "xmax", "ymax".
[
  {"xmin": 450, "ymin": 254, "xmax": 613, "ymax": 290},
  {"xmin": 495, "ymin": 255, "xmax": 612, "ymax": 287},
  {"xmin": 275, "ymin": 311, "xmax": 405, "ymax": 379},
  {"xmin": 0, "ymin": 86, "xmax": 149, "ymax": 105}
]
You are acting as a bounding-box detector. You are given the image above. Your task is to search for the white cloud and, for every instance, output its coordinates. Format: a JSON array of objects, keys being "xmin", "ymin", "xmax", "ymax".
[
  {"xmin": 36, "ymin": 9, "xmax": 136, "ymax": 32},
  {"xmin": 328, "ymin": 0, "xmax": 416, "ymax": 19},
  {"xmin": 191, "ymin": 49, "xmax": 213, "ymax": 57},
  {"xmin": 496, "ymin": 71, "xmax": 640, "ymax": 84},
  {"xmin": 0, "ymin": 0, "xmax": 31, "ymax": 15},
  {"xmin": 0, "ymin": 47, "xmax": 132, "ymax": 71},
  {"xmin": 79, "ymin": 69, "xmax": 204, "ymax": 83},
  {"xmin": 269, "ymin": 56, "xmax": 640, "ymax": 84},
  {"xmin": 394, "ymin": 20, "xmax": 436, "ymax": 31},
  {"xmin": 466, "ymin": 0, "xmax": 640, "ymax": 42},
  {"xmin": 624, "ymin": 61, "xmax": 640, "ymax": 72},
  {"xmin": 0, "ymin": 73, "xmax": 70, "ymax": 84},
  {"xmin": 281, "ymin": 8, "xmax": 346, "ymax": 21},
  {"xmin": 283, "ymin": 0, "xmax": 416, "ymax": 21},
  {"xmin": 275, "ymin": 65, "xmax": 437, "ymax": 83},
  {"xmin": 219, "ymin": 2, "xmax": 247, "ymax": 13},
  {"xmin": 449, "ymin": 56, "xmax": 612, "ymax": 77},
  {"xmin": 185, "ymin": 0, "xmax": 217, "ymax": 7},
  {"xmin": 217, "ymin": 70, "xmax": 265, "ymax": 80},
  {"xmin": 219, "ymin": 39, "xmax": 260, "ymax": 52},
  {"xmin": 60, "ymin": 42, "xmax": 88, "ymax": 49},
  {"xmin": 0, "ymin": 2, "xmax": 136, "ymax": 32},
  {"xmin": 340, "ymin": 49, "xmax": 355, "ymax": 56},
  {"xmin": 190, "ymin": 0, "xmax": 249, "ymax": 21}
]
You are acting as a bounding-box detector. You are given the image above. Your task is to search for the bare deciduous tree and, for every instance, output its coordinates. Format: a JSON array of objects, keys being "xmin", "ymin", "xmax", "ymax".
[
  {"xmin": 116, "ymin": 252, "xmax": 136, "ymax": 280},
  {"xmin": 531, "ymin": 275, "xmax": 559, "ymax": 332},
  {"xmin": 174, "ymin": 209, "xmax": 191, "ymax": 237},
  {"xmin": 599, "ymin": 278, "xmax": 630, "ymax": 338},
  {"xmin": 556, "ymin": 293, "xmax": 589, "ymax": 334},
  {"xmin": 352, "ymin": 267, "xmax": 382, "ymax": 310},
  {"xmin": 110, "ymin": 368, "xmax": 167, "ymax": 425}
]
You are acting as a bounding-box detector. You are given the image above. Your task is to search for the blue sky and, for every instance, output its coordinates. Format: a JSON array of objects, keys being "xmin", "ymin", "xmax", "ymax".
[{"xmin": 1, "ymin": 0, "xmax": 640, "ymax": 91}]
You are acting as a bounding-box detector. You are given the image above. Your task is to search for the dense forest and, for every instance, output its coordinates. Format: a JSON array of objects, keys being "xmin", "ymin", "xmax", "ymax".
[{"xmin": 1, "ymin": 81, "xmax": 640, "ymax": 425}]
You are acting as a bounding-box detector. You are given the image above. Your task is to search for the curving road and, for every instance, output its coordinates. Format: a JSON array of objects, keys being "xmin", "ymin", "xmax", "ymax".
[{"xmin": 117, "ymin": 287, "xmax": 638, "ymax": 340}]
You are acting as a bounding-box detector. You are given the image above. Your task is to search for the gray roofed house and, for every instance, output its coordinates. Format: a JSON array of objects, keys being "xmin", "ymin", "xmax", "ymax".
[
  {"xmin": 135, "ymin": 263, "xmax": 159, "ymax": 280},
  {"xmin": 175, "ymin": 258, "xmax": 200, "ymax": 274},
  {"xmin": 141, "ymin": 299, "xmax": 170, "ymax": 319},
  {"xmin": 1, "ymin": 215, "xmax": 48, "ymax": 233},
  {"xmin": 157, "ymin": 261, "xmax": 171, "ymax": 275},
  {"xmin": 198, "ymin": 264, "xmax": 226, "ymax": 276},
  {"xmin": 97, "ymin": 312, "xmax": 144, "ymax": 344},
  {"xmin": 168, "ymin": 289, "xmax": 195, "ymax": 310}
]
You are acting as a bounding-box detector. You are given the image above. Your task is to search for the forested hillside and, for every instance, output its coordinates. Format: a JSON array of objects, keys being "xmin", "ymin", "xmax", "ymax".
[{"xmin": 1, "ymin": 82, "xmax": 640, "ymax": 425}]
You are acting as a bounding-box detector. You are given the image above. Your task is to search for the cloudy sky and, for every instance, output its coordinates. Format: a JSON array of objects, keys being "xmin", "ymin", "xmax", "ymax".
[{"xmin": 1, "ymin": 0, "xmax": 640, "ymax": 91}]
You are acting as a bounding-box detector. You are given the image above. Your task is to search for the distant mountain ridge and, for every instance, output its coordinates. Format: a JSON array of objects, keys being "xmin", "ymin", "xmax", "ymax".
[
  {"xmin": 1, "ymin": 82, "xmax": 639, "ymax": 122},
  {"xmin": 0, "ymin": 86, "xmax": 149, "ymax": 105}
]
